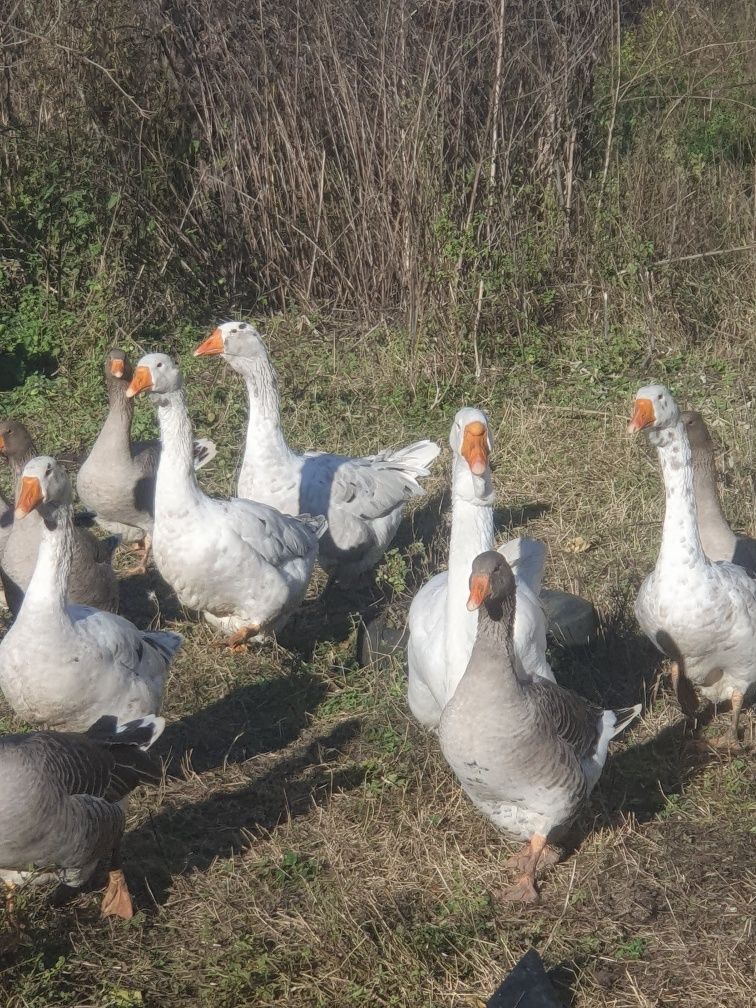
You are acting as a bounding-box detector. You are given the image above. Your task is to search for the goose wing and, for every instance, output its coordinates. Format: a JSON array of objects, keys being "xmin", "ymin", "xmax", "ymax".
[
  {"xmin": 527, "ymin": 679, "xmax": 604, "ymax": 761},
  {"xmin": 219, "ymin": 498, "xmax": 322, "ymax": 566},
  {"xmin": 306, "ymin": 441, "xmax": 439, "ymax": 523}
]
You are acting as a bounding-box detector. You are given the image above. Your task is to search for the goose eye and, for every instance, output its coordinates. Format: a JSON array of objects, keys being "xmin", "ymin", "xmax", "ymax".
[
  {"xmin": 657, "ymin": 393, "xmax": 663, "ymax": 401},
  {"xmin": 238, "ymin": 323, "xmax": 248, "ymax": 331},
  {"xmin": 156, "ymin": 361, "xmax": 163, "ymax": 369}
]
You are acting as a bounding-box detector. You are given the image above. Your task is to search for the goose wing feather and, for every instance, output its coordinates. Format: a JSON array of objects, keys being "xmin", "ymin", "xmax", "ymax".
[
  {"xmin": 526, "ymin": 679, "xmax": 604, "ymax": 761},
  {"xmin": 217, "ymin": 498, "xmax": 320, "ymax": 565}
]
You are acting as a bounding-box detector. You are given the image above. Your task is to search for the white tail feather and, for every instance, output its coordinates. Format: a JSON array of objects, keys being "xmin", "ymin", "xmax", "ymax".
[{"xmin": 384, "ymin": 439, "xmax": 441, "ymax": 478}]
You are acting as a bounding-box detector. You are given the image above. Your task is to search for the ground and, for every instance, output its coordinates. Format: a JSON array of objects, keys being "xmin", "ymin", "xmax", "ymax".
[{"xmin": 0, "ymin": 323, "xmax": 755, "ymax": 1007}]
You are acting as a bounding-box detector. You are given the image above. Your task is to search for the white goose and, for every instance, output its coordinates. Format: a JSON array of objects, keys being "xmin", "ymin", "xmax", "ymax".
[
  {"xmin": 630, "ymin": 385, "xmax": 756, "ymax": 742},
  {"xmin": 407, "ymin": 407, "xmax": 553, "ymax": 731},
  {"xmin": 0, "ymin": 457, "xmax": 182, "ymax": 732},
  {"xmin": 194, "ymin": 321, "xmax": 440, "ymax": 584},
  {"xmin": 76, "ymin": 349, "xmax": 217, "ymax": 573},
  {"xmin": 126, "ymin": 353, "xmax": 326, "ymax": 647}
]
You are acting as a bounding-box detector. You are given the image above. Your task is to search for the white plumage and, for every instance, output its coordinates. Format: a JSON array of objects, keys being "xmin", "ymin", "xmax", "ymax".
[
  {"xmin": 194, "ymin": 322, "xmax": 440, "ymax": 584},
  {"xmin": 0, "ymin": 457, "xmax": 181, "ymax": 732},
  {"xmin": 631, "ymin": 384, "xmax": 756, "ymax": 741},
  {"xmin": 127, "ymin": 353, "xmax": 325, "ymax": 646},
  {"xmin": 407, "ymin": 407, "xmax": 554, "ymax": 732}
]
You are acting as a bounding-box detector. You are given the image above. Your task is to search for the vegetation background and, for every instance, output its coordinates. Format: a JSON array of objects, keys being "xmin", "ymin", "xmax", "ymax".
[{"xmin": 0, "ymin": 0, "xmax": 754, "ymax": 1005}]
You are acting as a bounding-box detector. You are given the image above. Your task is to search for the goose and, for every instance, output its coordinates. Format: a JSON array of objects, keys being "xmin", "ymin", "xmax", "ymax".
[
  {"xmin": 0, "ymin": 490, "xmax": 10, "ymax": 563},
  {"xmin": 439, "ymin": 551, "xmax": 640, "ymax": 902},
  {"xmin": 194, "ymin": 321, "xmax": 440, "ymax": 584},
  {"xmin": 0, "ymin": 714, "xmax": 164, "ymax": 921},
  {"xmin": 681, "ymin": 410, "xmax": 756, "ymax": 576},
  {"xmin": 407, "ymin": 407, "xmax": 554, "ymax": 731},
  {"xmin": 77, "ymin": 349, "xmax": 217, "ymax": 574},
  {"xmin": 0, "ymin": 456, "xmax": 182, "ymax": 731},
  {"xmin": 126, "ymin": 353, "xmax": 326, "ymax": 648},
  {"xmin": 0, "ymin": 418, "xmax": 119, "ymax": 616},
  {"xmin": 630, "ymin": 385, "xmax": 756, "ymax": 742}
]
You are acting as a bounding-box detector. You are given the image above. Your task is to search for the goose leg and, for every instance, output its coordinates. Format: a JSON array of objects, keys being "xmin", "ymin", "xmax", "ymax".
[
  {"xmin": 100, "ymin": 844, "xmax": 134, "ymax": 920},
  {"xmin": 505, "ymin": 841, "xmax": 560, "ymax": 873},
  {"xmin": 125, "ymin": 535, "xmax": 152, "ymax": 576},
  {"xmin": 669, "ymin": 661, "xmax": 699, "ymax": 716},
  {"xmin": 499, "ymin": 833, "xmax": 548, "ymax": 904},
  {"xmin": 4, "ymin": 882, "xmax": 18, "ymax": 931},
  {"xmin": 710, "ymin": 690, "xmax": 748, "ymax": 751},
  {"xmin": 222, "ymin": 624, "xmax": 262, "ymax": 653}
]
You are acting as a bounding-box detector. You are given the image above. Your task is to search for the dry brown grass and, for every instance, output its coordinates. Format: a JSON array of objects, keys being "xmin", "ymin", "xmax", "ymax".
[{"xmin": 1, "ymin": 344, "xmax": 755, "ymax": 1006}]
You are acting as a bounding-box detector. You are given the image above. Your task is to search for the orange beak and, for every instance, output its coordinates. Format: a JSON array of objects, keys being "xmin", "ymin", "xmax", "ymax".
[
  {"xmin": 628, "ymin": 398, "xmax": 655, "ymax": 434},
  {"xmin": 0, "ymin": 434, "xmax": 5, "ymax": 454},
  {"xmin": 110, "ymin": 358, "xmax": 125, "ymax": 378},
  {"xmin": 15, "ymin": 475, "xmax": 43, "ymax": 519},
  {"xmin": 194, "ymin": 328, "xmax": 225, "ymax": 357},
  {"xmin": 125, "ymin": 365, "xmax": 153, "ymax": 398},
  {"xmin": 466, "ymin": 573, "xmax": 491, "ymax": 611},
  {"xmin": 461, "ymin": 421, "xmax": 489, "ymax": 476}
]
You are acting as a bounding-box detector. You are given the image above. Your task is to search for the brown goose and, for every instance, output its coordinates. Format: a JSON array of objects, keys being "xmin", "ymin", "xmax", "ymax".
[
  {"xmin": 682, "ymin": 410, "xmax": 756, "ymax": 577},
  {"xmin": 439, "ymin": 551, "xmax": 640, "ymax": 903},
  {"xmin": 0, "ymin": 419, "xmax": 119, "ymax": 616},
  {"xmin": 76, "ymin": 349, "xmax": 216, "ymax": 574}
]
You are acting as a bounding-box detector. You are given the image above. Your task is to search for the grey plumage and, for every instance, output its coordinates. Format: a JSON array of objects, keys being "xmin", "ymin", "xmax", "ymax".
[
  {"xmin": 76, "ymin": 349, "xmax": 217, "ymax": 545},
  {"xmin": 682, "ymin": 410, "xmax": 756, "ymax": 577},
  {"xmin": 0, "ymin": 715, "xmax": 164, "ymax": 890},
  {"xmin": 0, "ymin": 418, "xmax": 119, "ymax": 616},
  {"xmin": 439, "ymin": 551, "xmax": 640, "ymax": 899}
]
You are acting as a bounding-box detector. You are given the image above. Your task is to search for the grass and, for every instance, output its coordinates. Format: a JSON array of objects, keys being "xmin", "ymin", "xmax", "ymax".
[{"xmin": 1, "ymin": 316, "xmax": 755, "ymax": 1007}]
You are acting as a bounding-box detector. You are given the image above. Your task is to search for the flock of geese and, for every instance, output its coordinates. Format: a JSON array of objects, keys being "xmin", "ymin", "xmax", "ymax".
[{"xmin": 0, "ymin": 320, "xmax": 753, "ymax": 925}]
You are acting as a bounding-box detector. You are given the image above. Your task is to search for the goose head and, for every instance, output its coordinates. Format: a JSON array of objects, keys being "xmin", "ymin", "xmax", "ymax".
[
  {"xmin": 15, "ymin": 456, "xmax": 71, "ymax": 519},
  {"xmin": 628, "ymin": 385, "xmax": 680, "ymax": 443},
  {"xmin": 106, "ymin": 348, "xmax": 132, "ymax": 383},
  {"xmin": 0, "ymin": 419, "xmax": 36, "ymax": 475},
  {"xmin": 126, "ymin": 353, "xmax": 183, "ymax": 402},
  {"xmin": 449, "ymin": 407, "xmax": 493, "ymax": 502},
  {"xmin": 194, "ymin": 321, "xmax": 267, "ymax": 370},
  {"xmin": 466, "ymin": 550, "xmax": 516, "ymax": 615},
  {"xmin": 681, "ymin": 410, "xmax": 715, "ymax": 456}
]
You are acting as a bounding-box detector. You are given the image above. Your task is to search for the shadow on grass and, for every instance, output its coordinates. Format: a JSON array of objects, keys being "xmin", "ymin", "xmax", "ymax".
[
  {"xmin": 550, "ymin": 604, "xmax": 719, "ymax": 833},
  {"xmin": 117, "ymin": 566, "xmax": 187, "ymax": 628},
  {"xmin": 124, "ymin": 718, "xmax": 364, "ymax": 907},
  {"xmin": 157, "ymin": 664, "xmax": 329, "ymax": 776}
]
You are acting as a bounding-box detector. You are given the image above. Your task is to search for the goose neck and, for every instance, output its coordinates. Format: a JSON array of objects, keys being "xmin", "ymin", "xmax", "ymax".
[
  {"xmin": 21, "ymin": 503, "xmax": 72, "ymax": 614},
  {"xmin": 96, "ymin": 388, "xmax": 134, "ymax": 453},
  {"xmin": 691, "ymin": 452, "xmax": 734, "ymax": 545},
  {"xmin": 465, "ymin": 600, "xmax": 521, "ymax": 693},
  {"xmin": 651, "ymin": 420, "xmax": 706, "ymax": 570},
  {"xmin": 153, "ymin": 389, "xmax": 202, "ymax": 505},
  {"xmin": 235, "ymin": 353, "xmax": 293, "ymax": 463},
  {"xmin": 10, "ymin": 447, "xmax": 36, "ymax": 491},
  {"xmin": 444, "ymin": 479, "xmax": 496, "ymax": 696},
  {"xmin": 477, "ymin": 598, "xmax": 515, "ymax": 649}
]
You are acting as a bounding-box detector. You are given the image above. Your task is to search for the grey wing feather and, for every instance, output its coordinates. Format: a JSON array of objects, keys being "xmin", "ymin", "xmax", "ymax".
[
  {"xmin": 29, "ymin": 733, "xmax": 116, "ymax": 800},
  {"xmin": 527, "ymin": 679, "xmax": 604, "ymax": 761},
  {"xmin": 32, "ymin": 726, "xmax": 162, "ymax": 804},
  {"xmin": 223, "ymin": 499, "xmax": 320, "ymax": 565},
  {"xmin": 131, "ymin": 439, "xmax": 161, "ymax": 478},
  {"xmin": 306, "ymin": 440, "xmax": 439, "ymax": 523}
]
